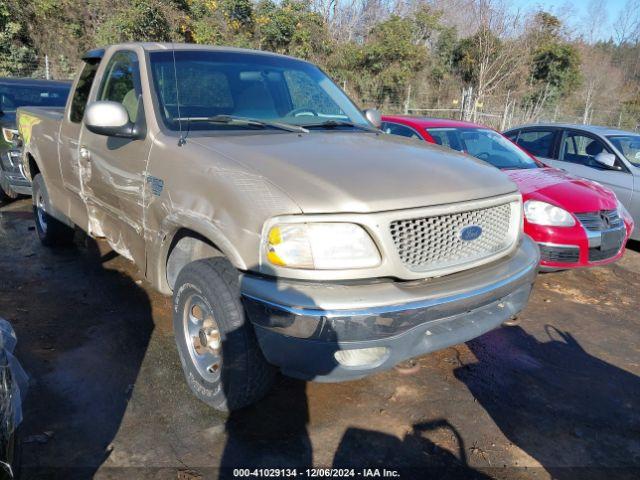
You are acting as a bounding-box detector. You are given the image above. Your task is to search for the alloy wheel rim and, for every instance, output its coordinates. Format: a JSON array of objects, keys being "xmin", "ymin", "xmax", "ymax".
[
  {"xmin": 36, "ymin": 192, "xmax": 47, "ymax": 234},
  {"xmin": 183, "ymin": 294, "xmax": 222, "ymax": 383}
]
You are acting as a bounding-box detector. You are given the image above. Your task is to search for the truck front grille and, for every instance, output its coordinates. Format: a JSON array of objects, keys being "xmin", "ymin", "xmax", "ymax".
[
  {"xmin": 575, "ymin": 210, "xmax": 622, "ymax": 231},
  {"xmin": 389, "ymin": 202, "xmax": 515, "ymax": 272}
]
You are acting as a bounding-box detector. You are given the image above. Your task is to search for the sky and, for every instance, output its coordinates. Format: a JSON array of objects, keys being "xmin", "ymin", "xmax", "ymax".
[{"xmin": 507, "ymin": 0, "xmax": 629, "ymax": 41}]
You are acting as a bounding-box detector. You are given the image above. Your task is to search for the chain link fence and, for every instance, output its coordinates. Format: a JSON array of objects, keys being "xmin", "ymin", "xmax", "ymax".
[
  {"xmin": 0, "ymin": 56, "xmax": 76, "ymax": 81},
  {"xmin": 383, "ymin": 105, "xmax": 640, "ymax": 133}
]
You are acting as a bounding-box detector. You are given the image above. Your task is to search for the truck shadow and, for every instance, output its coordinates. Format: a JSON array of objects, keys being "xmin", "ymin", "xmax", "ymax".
[
  {"xmin": 331, "ymin": 420, "xmax": 492, "ymax": 479},
  {"xmin": 15, "ymin": 232, "xmax": 154, "ymax": 479},
  {"xmin": 217, "ymin": 268, "xmax": 490, "ymax": 478},
  {"xmin": 454, "ymin": 325, "xmax": 640, "ymax": 479}
]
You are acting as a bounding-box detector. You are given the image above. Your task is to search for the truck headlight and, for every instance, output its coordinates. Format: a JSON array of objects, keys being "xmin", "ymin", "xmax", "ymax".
[
  {"xmin": 2, "ymin": 128, "xmax": 19, "ymax": 146},
  {"xmin": 265, "ymin": 223, "xmax": 381, "ymax": 269},
  {"xmin": 524, "ymin": 200, "xmax": 575, "ymax": 227}
]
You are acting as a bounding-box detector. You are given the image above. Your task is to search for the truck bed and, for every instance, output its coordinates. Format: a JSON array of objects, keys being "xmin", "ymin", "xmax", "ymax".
[{"xmin": 17, "ymin": 105, "xmax": 65, "ymax": 122}]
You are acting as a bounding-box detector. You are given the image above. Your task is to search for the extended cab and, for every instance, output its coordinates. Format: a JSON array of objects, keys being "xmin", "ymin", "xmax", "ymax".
[{"xmin": 19, "ymin": 43, "xmax": 539, "ymax": 410}]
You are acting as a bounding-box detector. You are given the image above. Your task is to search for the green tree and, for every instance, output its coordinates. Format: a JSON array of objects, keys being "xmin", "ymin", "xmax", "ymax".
[
  {"xmin": 95, "ymin": 0, "xmax": 172, "ymax": 44},
  {"xmin": 0, "ymin": 1, "xmax": 39, "ymax": 77},
  {"xmin": 255, "ymin": 0, "xmax": 330, "ymax": 60},
  {"xmin": 331, "ymin": 15, "xmax": 428, "ymax": 107},
  {"xmin": 526, "ymin": 12, "xmax": 581, "ymax": 107}
]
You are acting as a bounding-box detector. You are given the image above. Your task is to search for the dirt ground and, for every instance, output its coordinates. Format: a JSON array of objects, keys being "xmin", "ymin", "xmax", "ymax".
[{"xmin": 1, "ymin": 197, "xmax": 639, "ymax": 480}]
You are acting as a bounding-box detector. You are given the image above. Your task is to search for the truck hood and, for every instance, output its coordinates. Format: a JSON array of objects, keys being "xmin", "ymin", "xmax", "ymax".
[
  {"xmin": 504, "ymin": 167, "xmax": 618, "ymax": 212},
  {"xmin": 192, "ymin": 132, "xmax": 518, "ymax": 213}
]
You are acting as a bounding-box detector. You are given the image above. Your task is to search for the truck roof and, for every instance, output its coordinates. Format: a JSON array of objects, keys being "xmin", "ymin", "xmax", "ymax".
[{"xmin": 93, "ymin": 42, "xmax": 309, "ymax": 63}]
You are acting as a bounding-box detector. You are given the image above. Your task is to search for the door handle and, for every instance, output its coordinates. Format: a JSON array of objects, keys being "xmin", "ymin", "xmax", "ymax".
[{"xmin": 79, "ymin": 146, "xmax": 91, "ymax": 162}]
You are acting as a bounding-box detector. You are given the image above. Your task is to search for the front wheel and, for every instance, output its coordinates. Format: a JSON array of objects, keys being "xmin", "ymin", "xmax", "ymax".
[
  {"xmin": 173, "ymin": 257, "xmax": 275, "ymax": 411},
  {"xmin": 32, "ymin": 174, "xmax": 75, "ymax": 247}
]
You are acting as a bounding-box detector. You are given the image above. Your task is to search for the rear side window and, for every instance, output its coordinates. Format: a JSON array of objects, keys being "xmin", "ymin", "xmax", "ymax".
[
  {"xmin": 514, "ymin": 130, "xmax": 555, "ymax": 158},
  {"xmin": 381, "ymin": 122, "xmax": 421, "ymax": 139},
  {"xmin": 70, "ymin": 61, "xmax": 100, "ymax": 123}
]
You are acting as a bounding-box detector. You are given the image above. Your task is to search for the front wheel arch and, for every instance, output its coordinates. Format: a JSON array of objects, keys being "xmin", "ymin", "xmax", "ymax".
[{"xmin": 166, "ymin": 230, "xmax": 226, "ymax": 291}]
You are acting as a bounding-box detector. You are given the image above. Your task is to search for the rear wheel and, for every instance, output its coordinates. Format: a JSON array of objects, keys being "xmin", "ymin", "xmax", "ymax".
[
  {"xmin": 173, "ymin": 257, "xmax": 275, "ymax": 411},
  {"xmin": 32, "ymin": 174, "xmax": 75, "ymax": 247}
]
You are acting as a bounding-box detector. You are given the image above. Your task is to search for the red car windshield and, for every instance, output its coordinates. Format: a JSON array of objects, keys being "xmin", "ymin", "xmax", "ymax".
[{"xmin": 426, "ymin": 127, "xmax": 540, "ymax": 170}]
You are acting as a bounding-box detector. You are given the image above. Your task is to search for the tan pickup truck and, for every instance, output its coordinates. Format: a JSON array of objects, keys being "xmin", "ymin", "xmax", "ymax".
[{"xmin": 19, "ymin": 43, "xmax": 539, "ymax": 410}]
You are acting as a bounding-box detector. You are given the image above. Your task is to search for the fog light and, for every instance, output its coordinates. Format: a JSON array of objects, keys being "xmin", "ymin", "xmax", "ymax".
[{"xmin": 334, "ymin": 347, "xmax": 389, "ymax": 367}]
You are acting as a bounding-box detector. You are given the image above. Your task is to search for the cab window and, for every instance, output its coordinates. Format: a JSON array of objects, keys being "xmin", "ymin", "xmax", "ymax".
[
  {"xmin": 98, "ymin": 51, "xmax": 142, "ymax": 122},
  {"xmin": 70, "ymin": 61, "xmax": 100, "ymax": 123}
]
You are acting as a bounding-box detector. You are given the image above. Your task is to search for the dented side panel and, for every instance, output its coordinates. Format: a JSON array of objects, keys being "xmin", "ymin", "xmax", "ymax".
[{"xmin": 143, "ymin": 136, "xmax": 302, "ymax": 293}]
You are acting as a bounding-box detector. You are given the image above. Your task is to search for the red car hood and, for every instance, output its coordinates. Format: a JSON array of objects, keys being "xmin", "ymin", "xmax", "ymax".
[{"xmin": 503, "ymin": 167, "xmax": 617, "ymax": 212}]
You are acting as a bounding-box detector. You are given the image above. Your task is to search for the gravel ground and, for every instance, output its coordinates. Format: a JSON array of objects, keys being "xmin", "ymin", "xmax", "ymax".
[{"xmin": 1, "ymin": 197, "xmax": 639, "ymax": 480}]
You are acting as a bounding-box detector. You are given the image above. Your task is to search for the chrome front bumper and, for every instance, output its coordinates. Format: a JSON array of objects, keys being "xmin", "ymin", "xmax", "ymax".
[{"xmin": 242, "ymin": 235, "xmax": 539, "ymax": 381}]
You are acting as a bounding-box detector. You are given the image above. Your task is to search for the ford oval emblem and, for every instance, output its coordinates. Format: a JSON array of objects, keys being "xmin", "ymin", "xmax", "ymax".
[{"xmin": 460, "ymin": 225, "xmax": 483, "ymax": 241}]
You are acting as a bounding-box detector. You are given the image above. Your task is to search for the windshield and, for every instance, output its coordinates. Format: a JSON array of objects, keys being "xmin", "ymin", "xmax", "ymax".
[
  {"xmin": 426, "ymin": 127, "xmax": 540, "ymax": 169},
  {"xmin": 0, "ymin": 83, "xmax": 70, "ymax": 113},
  {"xmin": 149, "ymin": 50, "xmax": 370, "ymax": 132},
  {"xmin": 607, "ymin": 135, "xmax": 640, "ymax": 167}
]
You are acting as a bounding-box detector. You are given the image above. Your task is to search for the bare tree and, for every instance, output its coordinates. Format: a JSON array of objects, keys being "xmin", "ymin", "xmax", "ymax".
[
  {"xmin": 460, "ymin": 0, "xmax": 526, "ymax": 121},
  {"xmin": 579, "ymin": 0, "xmax": 610, "ymax": 43},
  {"xmin": 578, "ymin": 45, "xmax": 625, "ymax": 124},
  {"xmin": 614, "ymin": 0, "xmax": 640, "ymax": 43}
]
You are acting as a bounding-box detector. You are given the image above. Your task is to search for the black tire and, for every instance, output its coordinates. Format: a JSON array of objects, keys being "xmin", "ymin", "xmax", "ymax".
[
  {"xmin": 173, "ymin": 257, "xmax": 275, "ymax": 411},
  {"xmin": 0, "ymin": 172, "xmax": 18, "ymax": 203},
  {"xmin": 32, "ymin": 173, "xmax": 75, "ymax": 247}
]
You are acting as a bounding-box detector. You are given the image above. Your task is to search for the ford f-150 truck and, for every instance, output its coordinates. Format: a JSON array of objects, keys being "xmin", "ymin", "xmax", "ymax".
[{"xmin": 18, "ymin": 43, "xmax": 539, "ymax": 411}]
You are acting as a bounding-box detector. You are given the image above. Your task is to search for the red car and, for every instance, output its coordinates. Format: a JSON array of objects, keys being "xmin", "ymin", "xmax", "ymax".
[{"xmin": 381, "ymin": 115, "xmax": 635, "ymax": 270}]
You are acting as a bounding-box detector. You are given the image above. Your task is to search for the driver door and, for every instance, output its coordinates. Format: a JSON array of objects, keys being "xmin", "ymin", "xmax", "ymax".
[{"xmin": 79, "ymin": 49, "xmax": 152, "ymax": 266}]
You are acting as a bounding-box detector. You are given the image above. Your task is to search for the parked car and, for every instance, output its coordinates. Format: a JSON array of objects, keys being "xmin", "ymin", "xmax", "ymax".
[
  {"xmin": 0, "ymin": 78, "xmax": 71, "ymax": 201},
  {"xmin": 504, "ymin": 123, "xmax": 639, "ymax": 241},
  {"xmin": 381, "ymin": 116, "xmax": 634, "ymax": 270},
  {"xmin": 19, "ymin": 43, "xmax": 538, "ymax": 411}
]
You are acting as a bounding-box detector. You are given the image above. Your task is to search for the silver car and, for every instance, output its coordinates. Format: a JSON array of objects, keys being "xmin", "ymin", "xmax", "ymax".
[{"xmin": 505, "ymin": 123, "xmax": 640, "ymax": 240}]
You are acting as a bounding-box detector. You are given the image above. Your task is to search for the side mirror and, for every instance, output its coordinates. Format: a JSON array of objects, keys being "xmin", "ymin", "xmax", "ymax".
[
  {"xmin": 84, "ymin": 101, "xmax": 141, "ymax": 139},
  {"xmin": 594, "ymin": 152, "xmax": 618, "ymax": 169},
  {"xmin": 363, "ymin": 108, "xmax": 382, "ymax": 129}
]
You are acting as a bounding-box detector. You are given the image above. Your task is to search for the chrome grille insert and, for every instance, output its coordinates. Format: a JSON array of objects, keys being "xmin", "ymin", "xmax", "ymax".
[
  {"xmin": 575, "ymin": 210, "xmax": 622, "ymax": 231},
  {"xmin": 389, "ymin": 202, "xmax": 515, "ymax": 272}
]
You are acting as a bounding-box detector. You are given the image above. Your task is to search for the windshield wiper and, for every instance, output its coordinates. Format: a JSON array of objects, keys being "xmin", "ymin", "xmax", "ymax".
[
  {"xmin": 301, "ymin": 120, "xmax": 379, "ymax": 132},
  {"xmin": 177, "ymin": 115, "xmax": 308, "ymax": 133}
]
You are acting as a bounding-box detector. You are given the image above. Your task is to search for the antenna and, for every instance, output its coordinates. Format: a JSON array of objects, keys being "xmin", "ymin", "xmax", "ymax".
[{"xmin": 171, "ymin": 44, "xmax": 185, "ymax": 146}]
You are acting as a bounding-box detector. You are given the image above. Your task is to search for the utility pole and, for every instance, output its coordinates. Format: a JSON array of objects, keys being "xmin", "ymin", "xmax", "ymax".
[
  {"xmin": 45, "ymin": 55, "xmax": 50, "ymax": 80},
  {"xmin": 500, "ymin": 90, "xmax": 511, "ymax": 131},
  {"xmin": 404, "ymin": 84, "xmax": 411, "ymax": 115}
]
